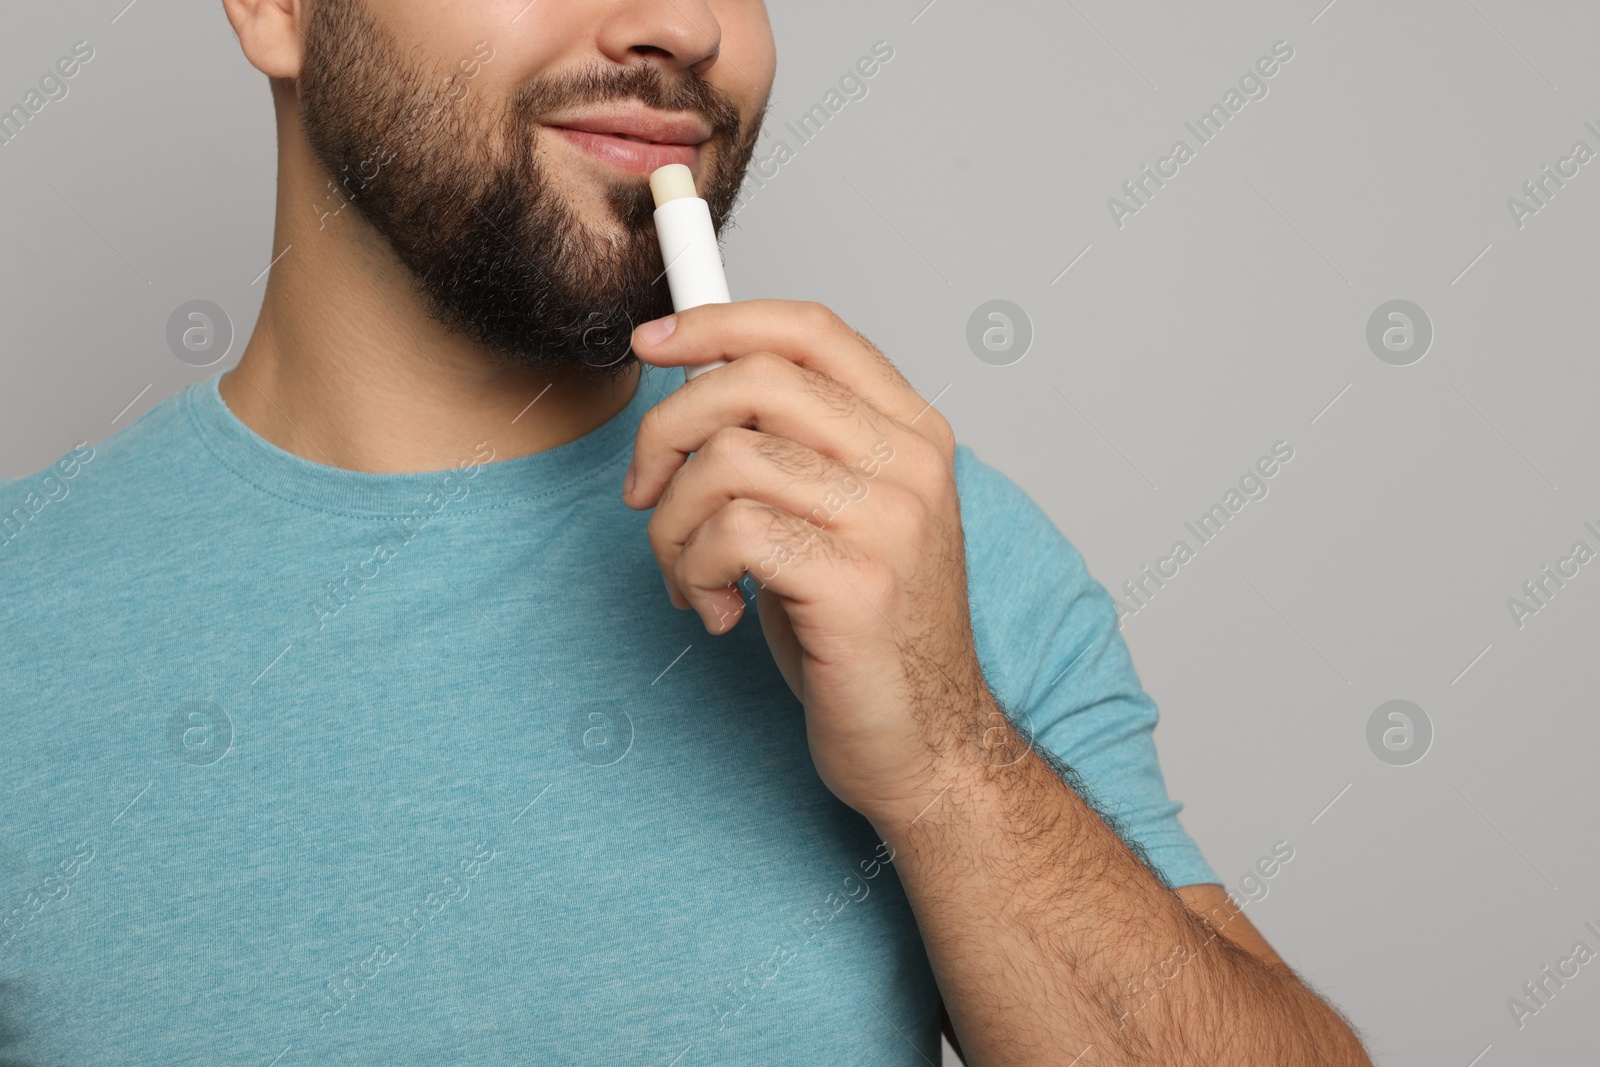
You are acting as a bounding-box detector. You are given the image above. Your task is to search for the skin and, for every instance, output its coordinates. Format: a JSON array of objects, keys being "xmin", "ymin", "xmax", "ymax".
[
  {"xmin": 218, "ymin": 0, "xmax": 768, "ymax": 471},
  {"xmin": 220, "ymin": 1, "xmax": 1371, "ymax": 1062}
]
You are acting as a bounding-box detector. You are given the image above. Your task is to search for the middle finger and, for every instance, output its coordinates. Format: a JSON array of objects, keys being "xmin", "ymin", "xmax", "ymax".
[
  {"xmin": 646, "ymin": 426, "xmax": 884, "ymax": 604},
  {"xmin": 626, "ymin": 350, "xmax": 899, "ymax": 510}
]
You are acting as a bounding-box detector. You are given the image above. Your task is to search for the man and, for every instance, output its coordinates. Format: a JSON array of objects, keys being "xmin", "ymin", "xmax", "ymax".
[{"xmin": 0, "ymin": 0, "xmax": 1370, "ymax": 1062}]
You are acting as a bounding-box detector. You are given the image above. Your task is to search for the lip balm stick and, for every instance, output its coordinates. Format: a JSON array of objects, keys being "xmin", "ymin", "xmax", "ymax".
[{"xmin": 649, "ymin": 163, "xmax": 729, "ymax": 379}]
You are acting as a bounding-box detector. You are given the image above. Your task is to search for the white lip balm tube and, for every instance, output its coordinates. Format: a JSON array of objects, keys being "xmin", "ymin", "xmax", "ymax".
[{"xmin": 649, "ymin": 163, "xmax": 729, "ymax": 379}]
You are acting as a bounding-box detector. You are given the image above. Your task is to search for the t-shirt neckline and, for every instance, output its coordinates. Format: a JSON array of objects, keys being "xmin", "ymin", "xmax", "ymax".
[{"xmin": 183, "ymin": 363, "xmax": 680, "ymax": 519}]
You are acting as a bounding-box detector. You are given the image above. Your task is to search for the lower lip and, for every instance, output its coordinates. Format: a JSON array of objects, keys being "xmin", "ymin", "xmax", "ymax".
[{"xmin": 549, "ymin": 127, "xmax": 700, "ymax": 175}]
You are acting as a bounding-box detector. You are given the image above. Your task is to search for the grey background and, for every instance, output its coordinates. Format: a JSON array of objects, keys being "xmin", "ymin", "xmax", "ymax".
[{"xmin": 4, "ymin": 1, "xmax": 1598, "ymax": 1063}]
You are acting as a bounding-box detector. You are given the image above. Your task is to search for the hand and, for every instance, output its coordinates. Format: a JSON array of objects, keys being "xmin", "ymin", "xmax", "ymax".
[{"xmin": 625, "ymin": 300, "xmax": 994, "ymax": 826}]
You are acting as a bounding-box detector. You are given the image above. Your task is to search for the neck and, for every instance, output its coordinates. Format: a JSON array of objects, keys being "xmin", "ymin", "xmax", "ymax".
[{"xmin": 219, "ymin": 105, "xmax": 641, "ymax": 476}]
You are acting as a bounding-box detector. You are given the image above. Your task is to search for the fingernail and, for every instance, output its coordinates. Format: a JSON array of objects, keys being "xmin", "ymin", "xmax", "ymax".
[
  {"xmin": 638, "ymin": 314, "xmax": 677, "ymax": 345},
  {"xmin": 623, "ymin": 462, "xmax": 636, "ymax": 496}
]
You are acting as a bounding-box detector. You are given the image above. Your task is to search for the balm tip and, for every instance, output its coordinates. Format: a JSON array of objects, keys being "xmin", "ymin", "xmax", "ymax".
[{"xmin": 649, "ymin": 163, "xmax": 699, "ymax": 207}]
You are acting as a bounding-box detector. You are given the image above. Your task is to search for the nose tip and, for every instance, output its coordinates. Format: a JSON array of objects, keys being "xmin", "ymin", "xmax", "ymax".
[{"xmin": 598, "ymin": 1, "xmax": 723, "ymax": 77}]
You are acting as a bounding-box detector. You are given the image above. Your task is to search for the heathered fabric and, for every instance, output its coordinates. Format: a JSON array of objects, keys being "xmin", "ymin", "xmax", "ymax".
[{"xmin": 0, "ymin": 364, "xmax": 1216, "ymax": 1064}]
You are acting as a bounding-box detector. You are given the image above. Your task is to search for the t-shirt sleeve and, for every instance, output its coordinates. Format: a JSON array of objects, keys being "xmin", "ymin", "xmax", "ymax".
[{"xmin": 954, "ymin": 443, "xmax": 1220, "ymax": 890}]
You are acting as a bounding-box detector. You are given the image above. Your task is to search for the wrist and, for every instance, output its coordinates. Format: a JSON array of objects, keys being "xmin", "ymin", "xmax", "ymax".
[
  {"xmin": 865, "ymin": 690, "xmax": 1026, "ymax": 847},
  {"xmin": 871, "ymin": 705, "xmax": 1111, "ymax": 886}
]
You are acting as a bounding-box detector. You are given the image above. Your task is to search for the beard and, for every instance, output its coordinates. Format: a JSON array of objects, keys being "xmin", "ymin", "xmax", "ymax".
[{"xmin": 296, "ymin": 0, "xmax": 764, "ymax": 384}]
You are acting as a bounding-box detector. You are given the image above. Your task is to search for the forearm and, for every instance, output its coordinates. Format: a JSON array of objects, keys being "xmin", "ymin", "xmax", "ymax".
[{"xmin": 873, "ymin": 700, "xmax": 1370, "ymax": 1066}]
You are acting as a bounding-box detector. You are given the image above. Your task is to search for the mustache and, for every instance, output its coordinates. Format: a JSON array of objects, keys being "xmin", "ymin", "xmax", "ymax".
[{"xmin": 514, "ymin": 61, "xmax": 743, "ymax": 143}]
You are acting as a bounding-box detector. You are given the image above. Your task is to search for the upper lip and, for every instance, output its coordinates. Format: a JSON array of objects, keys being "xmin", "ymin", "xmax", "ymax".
[{"xmin": 547, "ymin": 107, "xmax": 713, "ymax": 147}]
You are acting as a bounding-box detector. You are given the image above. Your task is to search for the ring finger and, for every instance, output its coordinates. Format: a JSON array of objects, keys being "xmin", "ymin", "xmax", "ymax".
[{"xmin": 647, "ymin": 426, "xmax": 878, "ymax": 606}]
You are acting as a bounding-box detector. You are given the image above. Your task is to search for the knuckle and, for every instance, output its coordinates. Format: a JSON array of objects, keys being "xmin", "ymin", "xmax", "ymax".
[
  {"xmin": 925, "ymin": 413, "xmax": 958, "ymax": 456},
  {"xmin": 878, "ymin": 485, "xmax": 929, "ymax": 538},
  {"xmin": 742, "ymin": 349, "xmax": 790, "ymax": 382},
  {"xmin": 676, "ymin": 517, "xmax": 704, "ymax": 558},
  {"xmin": 645, "ymin": 503, "xmax": 671, "ymax": 544},
  {"xmin": 706, "ymin": 424, "xmax": 751, "ymax": 461},
  {"xmin": 851, "ymin": 557, "xmax": 900, "ymax": 612},
  {"xmin": 897, "ymin": 432, "xmax": 949, "ymax": 482},
  {"xmin": 721, "ymin": 496, "xmax": 774, "ymax": 542},
  {"xmin": 636, "ymin": 400, "xmax": 670, "ymax": 446},
  {"xmin": 800, "ymin": 300, "xmax": 839, "ymax": 335}
]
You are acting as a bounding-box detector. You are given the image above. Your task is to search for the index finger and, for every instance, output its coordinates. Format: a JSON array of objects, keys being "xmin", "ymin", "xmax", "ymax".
[{"xmin": 631, "ymin": 299, "xmax": 927, "ymax": 425}]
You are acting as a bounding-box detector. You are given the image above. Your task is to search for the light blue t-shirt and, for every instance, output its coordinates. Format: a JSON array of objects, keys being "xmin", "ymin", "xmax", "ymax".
[{"xmin": 0, "ymin": 364, "xmax": 1217, "ymax": 1064}]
